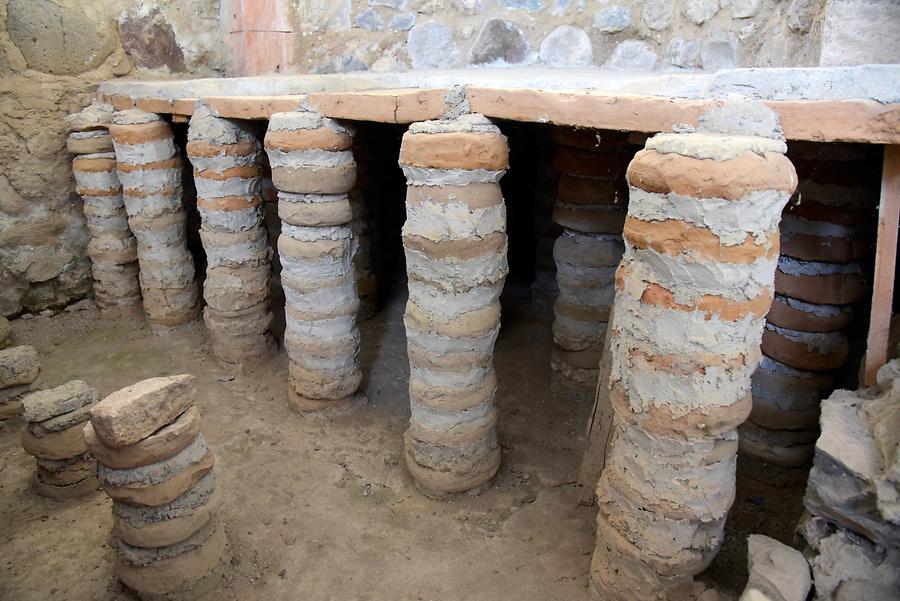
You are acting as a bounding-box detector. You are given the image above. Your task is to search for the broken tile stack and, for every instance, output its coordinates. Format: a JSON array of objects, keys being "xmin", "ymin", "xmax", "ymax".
[
  {"xmin": 398, "ymin": 114, "xmax": 509, "ymax": 497},
  {"xmin": 109, "ymin": 109, "xmax": 201, "ymax": 330},
  {"xmin": 87, "ymin": 374, "xmax": 225, "ymax": 599},
  {"xmin": 20, "ymin": 380, "xmax": 100, "ymax": 499},
  {"xmin": 549, "ymin": 128, "xmax": 630, "ymax": 401},
  {"xmin": 350, "ymin": 131, "xmax": 379, "ymax": 321},
  {"xmin": 798, "ymin": 358, "xmax": 900, "ymax": 599},
  {"xmin": 264, "ymin": 110, "xmax": 362, "ymax": 412},
  {"xmin": 742, "ymin": 142, "xmax": 874, "ymax": 480},
  {"xmin": 592, "ymin": 99, "xmax": 797, "ymax": 599},
  {"xmin": 67, "ymin": 102, "xmax": 142, "ymax": 314},
  {"xmin": 0, "ymin": 344, "xmax": 39, "ymax": 419},
  {"xmin": 187, "ymin": 103, "xmax": 273, "ymax": 367}
]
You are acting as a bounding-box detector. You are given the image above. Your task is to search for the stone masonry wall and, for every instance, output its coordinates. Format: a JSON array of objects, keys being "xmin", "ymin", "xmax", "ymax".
[{"xmin": 0, "ymin": 0, "xmax": 224, "ymax": 317}]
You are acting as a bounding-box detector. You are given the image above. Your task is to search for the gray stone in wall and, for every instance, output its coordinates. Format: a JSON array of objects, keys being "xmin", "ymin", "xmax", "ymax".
[
  {"xmin": 593, "ymin": 5, "xmax": 630, "ymax": 33},
  {"xmin": 407, "ymin": 21, "xmax": 463, "ymax": 69},
  {"xmin": 605, "ymin": 39, "xmax": 657, "ymax": 70},
  {"xmin": 668, "ymin": 37, "xmax": 701, "ymax": 68},
  {"xmin": 683, "ymin": 0, "xmax": 720, "ymax": 25},
  {"xmin": 7, "ymin": 0, "xmax": 117, "ymax": 75},
  {"xmin": 539, "ymin": 25, "xmax": 593, "ymax": 67},
  {"xmin": 314, "ymin": 55, "xmax": 370, "ymax": 74},
  {"xmin": 642, "ymin": 0, "xmax": 674, "ymax": 31},
  {"xmin": 701, "ymin": 38, "xmax": 737, "ymax": 71},
  {"xmin": 370, "ymin": 0, "xmax": 406, "ymax": 8},
  {"xmin": 730, "ymin": 0, "xmax": 761, "ymax": 19},
  {"xmin": 355, "ymin": 9, "xmax": 385, "ymax": 31},
  {"xmin": 820, "ymin": 0, "xmax": 900, "ymax": 66},
  {"xmin": 495, "ymin": 0, "xmax": 546, "ymax": 10},
  {"xmin": 452, "ymin": 0, "xmax": 485, "ymax": 14},
  {"xmin": 118, "ymin": 7, "xmax": 186, "ymax": 72},
  {"xmin": 389, "ymin": 12, "xmax": 417, "ymax": 31},
  {"xmin": 787, "ymin": 0, "xmax": 821, "ymax": 34},
  {"xmin": 469, "ymin": 19, "xmax": 531, "ymax": 65}
]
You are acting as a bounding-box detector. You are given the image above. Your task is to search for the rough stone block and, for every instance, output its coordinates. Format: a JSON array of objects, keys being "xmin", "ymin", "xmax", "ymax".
[{"xmin": 0, "ymin": 345, "xmax": 39, "ymax": 389}]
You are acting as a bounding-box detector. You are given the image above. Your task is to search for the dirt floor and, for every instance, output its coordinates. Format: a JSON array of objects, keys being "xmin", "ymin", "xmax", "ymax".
[{"xmin": 0, "ymin": 281, "xmax": 805, "ymax": 601}]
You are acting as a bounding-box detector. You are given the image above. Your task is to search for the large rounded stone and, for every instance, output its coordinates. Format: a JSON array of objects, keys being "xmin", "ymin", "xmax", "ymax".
[{"xmin": 469, "ymin": 19, "xmax": 530, "ymax": 66}]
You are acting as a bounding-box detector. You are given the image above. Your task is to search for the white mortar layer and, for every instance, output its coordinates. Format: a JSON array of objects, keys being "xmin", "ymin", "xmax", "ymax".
[
  {"xmin": 74, "ymin": 169, "xmax": 120, "ymax": 192},
  {"xmin": 646, "ymin": 132, "xmax": 786, "ymax": 160},
  {"xmin": 780, "ymin": 214, "xmax": 859, "ymax": 238},
  {"xmin": 774, "ymin": 294, "xmax": 849, "ymax": 317},
  {"xmin": 777, "ymin": 256, "xmax": 862, "ymax": 276},
  {"xmin": 266, "ymin": 148, "xmax": 354, "ymax": 169},
  {"xmin": 189, "ymin": 152, "xmax": 259, "ymax": 172},
  {"xmin": 409, "ymin": 397, "xmax": 495, "ymax": 431},
  {"xmin": 406, "ymin": 327, "xmax": 500, "ymax": 357},
  {"xmin": 403, "ymin": 200, "xmax": 505, "ymax": 242},
  {"xmin": 407, "ymin": 114, "xmax": 498, "ymax": 135},
  {"xmin": 557, "ymin": 280, "xmax": 617, "ymax": 307},
  {"xmin": 123, "ymin": 192, "xmax": 182, "ymax": 218},
  {"xmin": 194, "ymin": 177, "xmax": 261, "ymax": 199},
  {"xmin": 278, "ymin": 192, "xmax": 349, "ymax": 205},
  {"xmin": 82, "ymin": 195, "xmax": 126, "ymax": 214},
  {"xmin": 282, "ymin": 223, "xmax": 351, "ymax": 242},
  {"xmin": 113, "ymin": 139, "xmax": 177, "ymax": 165},
  {"xmin": 280, "ymin": 255, "xmax": 352, "ymax": 280},
  {"xmin": 401, "ymin": 166, "xmax": 504, "ymax": 186},
  {"xmin": 628, "ymin": 248, "xmax": 777, "ymax": 304},
  {"xmin": 268, "ymin": 111, "xmax": 351, "ymax": 135},
  {"xmin": 138, "ymin": 260, "xmax": 195, "ymax": 287},
  {"xmin": 284, "ymin": 314, "xmax": 356, "ymax": 340},
  {"xmin": 197, "ymin": 207, "xmax": 261, "ymax": 233},
  {"xmin": 118, "ymin": 168, "xmax": 182, "ymax": 193},
  {"xmin": 411, "ymin": 365, "xmax": 492, "ymax": 389},
  {"xmin": 765, "ymin": 323, "xmax": 847, "ymax": 354},
  {"xmin": 283, "ymin": 281, "xmax": 357, "ymax": 314},
  {"xmin": 404, "ymin": 246, "xmax": 508, "ymax": 290},
  {"xmin": 628, "ymin": 187, "xmax": 788, "ymax": 246},
  {"xmin": 291, "ymin": 352, "xmax": 357, "ymax": 372},
  {"xmin": 553, "ymin": 316, "xmax": 607, "ymax": 351},
  {"xmin": 407, "ymin": 280, "xmax": 501, "ymax": 320},
  {"xmin": 203, "ymin": 237, "xmax": 268, "ymax": 268}
]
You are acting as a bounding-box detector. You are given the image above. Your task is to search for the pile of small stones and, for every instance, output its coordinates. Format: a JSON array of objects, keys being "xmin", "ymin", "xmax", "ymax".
[
  {"xmin": 87, "ymin": 374, "xmax": 225, "ymax": 599},
  {"xmin": 20, "ymin": 380, "xmax": 100, "ymax": 499}
]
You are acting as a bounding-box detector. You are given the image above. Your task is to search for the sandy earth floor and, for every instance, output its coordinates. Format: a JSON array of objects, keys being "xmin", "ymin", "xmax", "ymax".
[{"xmin": 0, "ymin": 283, "xmax": 804, "ymax": 601}]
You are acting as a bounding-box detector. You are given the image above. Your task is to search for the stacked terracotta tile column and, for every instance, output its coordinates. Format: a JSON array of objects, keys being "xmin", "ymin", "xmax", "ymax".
[
  {"xmin": 741, "ymin": 143, "xmax": 873, "ymax": 478},
  {"xmin": 532, "ymin": 128, "xmax": 561, "ymax": 289},
  {"xmin": 186, "ymin": 103, "xmax": 273, "ymax": 367},
  {"xmin": 67, "ymin": 103, "xmax": 142, "ymax": 314},
  {"xmin": 87, "ymin": 375, "xmax": 225, "ymax": 599},
  {"xmin": 550, "ymin": 129, "xmax": 631, "ymax": 401},
  {"xmin": 398, "ymin": 114, "xmax": 509, "ymax": 497},
  {"xmin": 109, "ymin": 110, "xmax": 200, "ymax": 330},
  {"xmin": 263, "ymin": 110, "xmax": 361, "ymax": 412},
  {"xmin": 591, "ymin": 99, "xmax": 797, "ymax": 600},
  {"xmin": 21, "ymin": 381, "xmax": 100, "ymax": 499}
]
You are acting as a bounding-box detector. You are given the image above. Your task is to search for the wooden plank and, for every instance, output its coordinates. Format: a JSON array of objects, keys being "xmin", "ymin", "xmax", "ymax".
[
  {"xmin": 577, "ymin": 305, "xmax": 617, "ymax": 507},
  {"xmin": 864, "ymin": 145, "xmax": 900, "ymax": 385}
]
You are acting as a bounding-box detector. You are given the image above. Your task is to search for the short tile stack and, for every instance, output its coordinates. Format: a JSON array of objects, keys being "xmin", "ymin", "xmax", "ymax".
[
  {"xmin": 87, "ymin": 374, "xmax": 225, "ymax": 599},
  {"xmin": 741, "ymin": 142, "xmax": 875, "ymax": 481},
  {"xmin": 549, "ymin": 128, "xmax": 631, "ymax": 401},
  {"xmin": 20, "ymin": 381, "xmax": 99, "ymax": 499},
  {"xmin": 186, "ymin": 103, "xmax": 273, "ymax": 367},
  {"xmin": 264, "ymin": 110, "xmax": 362, "ymax": 412},
  {"xmin": 109, "ymin": 110, "xmax": 201, "ymax": 330},
  {"xmin": 0, "ymin": 344, "xmax": 39, "ymax": 419},
  {"xmin": 350, "ymin": 130, "xmax": 379, "ymax": 321},
  {"xmin": 68, "ymin": 103, "xmax": 142, "ymax": 314}
]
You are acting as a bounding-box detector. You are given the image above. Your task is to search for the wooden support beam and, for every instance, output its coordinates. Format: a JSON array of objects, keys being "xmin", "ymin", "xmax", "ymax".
[{"xmin": 864, "ymin": 145, "xmax": 900, "ymax": 385}]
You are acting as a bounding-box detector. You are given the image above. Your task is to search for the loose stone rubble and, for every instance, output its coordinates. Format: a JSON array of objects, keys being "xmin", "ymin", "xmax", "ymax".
[
  {"xmin": 88, "ymin": 374, "xmax": 226, "ymax": 600},
  {"xmin": 592, "ymin": 97, "xmax": 797, "ymax": 599},
  {"xmin": 742, "ymin": 142, "xmax": 876, "ymax": 482},
  {"xmin": 739, "ymin": 535, "xmax": 811, "ymax": 601},
  {"xmin": 0, "ymin": 316, "xmax": 9, "ymax": 348},
  {"xmin": 20, "ymin": 380, "xmax": 100, "ymax": 498},
  {"xmin": 109, "ymin": 109, "xmax": 201, "ymax": 330},
  {"xmin": 0, "ymin": 344, "xmax": 40, "ymax": 419},
  {"xmin": 397, "ymin": 113, "xmax": 509, "ymax": 497},
  {"xmin": 186, "ymin": 103, "xmax": 274, "ymax": 368},
  {"xmin": 549, "ymin": 127, "xmax": 632, "ymax": 401},
  {"xmin": 264, "ymin": 109, "xmax": 362, "ymax": 412},
  {"xmin": 67, "ymin": 102, "xmax": 143, "ymax": 315}
]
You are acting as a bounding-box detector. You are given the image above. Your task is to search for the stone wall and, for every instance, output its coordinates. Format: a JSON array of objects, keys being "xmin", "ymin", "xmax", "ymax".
[
  {"xmin": 0, "ymin": 0, "xmax": 224, "ymax": 317},
  {"xmin": 291, "ymin": 0, "xmax": 829, "ymax": 74}
]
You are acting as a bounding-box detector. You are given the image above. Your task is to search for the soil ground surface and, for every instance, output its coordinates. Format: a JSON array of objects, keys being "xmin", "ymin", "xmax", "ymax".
[{"xmin": 0, "ymin": 282, "xmax": 804, "ymax": 601}]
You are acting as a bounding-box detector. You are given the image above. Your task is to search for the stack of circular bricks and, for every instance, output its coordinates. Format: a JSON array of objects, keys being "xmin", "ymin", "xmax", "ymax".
[
  {"xmin": 0, "ymin": 344, "xmax": 39, "ymax": 419},
  {"xmin": 109, "ymin": 110, "xmax": 201, "ymax": 331},
  {"xmin": 741, "ymin": 142, "xmax": 875, "ymax": 479},
  {"xmin": 550, "ymin": 128, "xmax": 632, "ymax": 401},
  {"xmin": 398, "ymin": 114, "xmax": 509, "ymax": 497},
  {"xmin": 67, "ymin": 102, "xmax": 142, "ymax": 314},
  {"xmin": 86, "ymin": 374, "xmax": 225, "ymax": 600},
  {"xmin": 532, "ymin": 127, "xmax": 561, "ymax": 290},
  {"xmin": 591, "ymin": 99, "xmax": 797, "ymax": 599},
  {"xmin": 264, "ymin": 110, "xmax": 362, "ymax": 412},
  {"xmin": 350, "ymin": 129, "xmax": 379, "ymax": 321},
  {"xmin": 186, "ymin": 103, "xmax": 273, "ymax": 368},
  {"xmin": 20, "ymin": 381, "xmax": 99, "ymax": 499}
]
